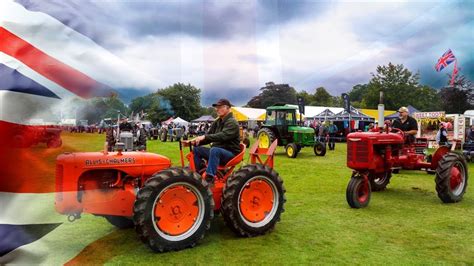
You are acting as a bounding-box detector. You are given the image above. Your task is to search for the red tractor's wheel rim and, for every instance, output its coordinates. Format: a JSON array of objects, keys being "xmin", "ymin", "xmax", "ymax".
[
  {"xmin": 450, "ymin": 163, "xmax": 466, "ymax": 196},
  {"xmin": 357, "ymin": 180, "xmax": 369, "ymax": 203},
  {"xmin": 153, "ymin": 183, "xmax": 203, "ymax": 239},
  {"xmin": 239, "ymin": 176, "xmax": 278, "ymax": 227}
]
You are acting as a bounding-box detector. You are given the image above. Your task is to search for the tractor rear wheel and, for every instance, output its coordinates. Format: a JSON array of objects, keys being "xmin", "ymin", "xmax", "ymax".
[
  {"xmin": 221, "ymin": 164, "xmax": 285, "ymax": 237},
  {"xmin": 104, "ymin": 215, "xmax": 134, "ymax": 229},
  {"xmin": 346, "ymin": 175, "xmax": 371, "ymax": 208},
  {"xmin": 435, "ymin": 152, "xmax": 468, "ymax": 203},
  {"xmin": 369, "ymin": 171, "xmax": 391, "ymax": 191},
  {"xmin": 285, "ymin": 143, "xmax": 298, "ymax": 158},
  {"xmin": 257, "ymin": 128, "xmax": 276, "ymax": 149},
  {"xmin": 314, "ymin": 142, "xmax": 326, "ymax": 156},
  {"xmin": 133, "ymin": 167, "xmax": 214, "ymax": 252}
]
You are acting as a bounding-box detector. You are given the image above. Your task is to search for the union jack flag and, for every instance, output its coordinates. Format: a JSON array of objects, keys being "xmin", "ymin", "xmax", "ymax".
[
  {"xmin": 435, "ymin": 49, "xmax": 456, "ymax": 72},
  {"xmin": 0, "ymin": 1, "xmax": 157, "ymax": 264}
]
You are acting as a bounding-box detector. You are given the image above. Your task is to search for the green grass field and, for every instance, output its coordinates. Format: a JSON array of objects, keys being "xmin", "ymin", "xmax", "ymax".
[{"xmin": 54, "ymin": 133, "xmax": 474, "ymax": 265}]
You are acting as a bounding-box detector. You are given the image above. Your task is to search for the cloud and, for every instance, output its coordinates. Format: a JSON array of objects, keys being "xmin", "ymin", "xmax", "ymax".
[{"xmin": 14, "ymin": 0, "xmax": 474, "ymax": 105}]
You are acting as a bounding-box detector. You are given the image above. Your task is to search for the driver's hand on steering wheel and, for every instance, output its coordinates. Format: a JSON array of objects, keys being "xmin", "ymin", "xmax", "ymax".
[{"xmin": 191, "ymin": 135, "xmax": 205, "ymax": 145}]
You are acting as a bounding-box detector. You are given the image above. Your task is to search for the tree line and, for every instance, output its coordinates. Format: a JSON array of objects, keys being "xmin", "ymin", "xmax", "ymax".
[{"xmin": 72, "ymin": 63, "xmax": 473, "ymax": 124}]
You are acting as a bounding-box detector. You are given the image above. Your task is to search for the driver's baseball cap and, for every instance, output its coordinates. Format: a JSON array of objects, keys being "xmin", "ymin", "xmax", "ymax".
[
  {"xmin": 212, "ymin": 98, "xmax": 232, "ymax": 107},
  {"xmin": 398, "ymin": 107, "xmax": 409, "ymax": 113}
]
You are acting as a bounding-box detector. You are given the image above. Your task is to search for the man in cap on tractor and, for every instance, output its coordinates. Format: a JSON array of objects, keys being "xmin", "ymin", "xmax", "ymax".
[
  {"xmin": 392, "ymin": 106, "xmax": 418, "ymax": 144},
  {"xmin": 191, "ymin": 98, "xmax": 240, "ymax": 184}
]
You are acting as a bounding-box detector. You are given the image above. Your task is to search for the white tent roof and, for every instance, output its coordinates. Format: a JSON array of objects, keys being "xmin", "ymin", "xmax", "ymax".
[
  {"xmin": 464, "ymin": 110, "xmax": 474, "ymax": 116},
  {"xmin": 232, "ymin": 107, "xmax": 266, "ymax": 120},
  {"xmin": 172, "ymin": 117, "xmax": 189, "ymax": 126},
  {"xmin": 304, "ymin": 106, "xmax": 344, "ymax": 118}
]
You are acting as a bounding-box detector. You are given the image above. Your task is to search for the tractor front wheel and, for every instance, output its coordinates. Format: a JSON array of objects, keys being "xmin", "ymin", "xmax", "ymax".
[
  {"xmin": 133, "ymin": 167, "xmax": 214, "ymax": 252},
  {"xmin": 104, "ymin": 215, "xmax": 134, "ymax": 229},
  {"xmin": 346, "ymin": 175, "xmax": 371, "ymax": 208},
  {"xmin": 221, "ymin": 164, "xmax": 286, "ymax": 237},
  {"xmin": 314, "ymin": 142, "xmax": 326, "ymax": 156},
  {"xmin": 435, "ymin": 152, "xmax": 468, "ymax": 203},
  {"xmin": 285, "ymin": 143, "xmax": 298, "ymax": 158},
  {"xmin": 257, "ymin": 128, "xmax": 276, "ymax": 149},
  {"xmin": 369, "ymin": 171, "xmax": 391, "ymax": 191}
]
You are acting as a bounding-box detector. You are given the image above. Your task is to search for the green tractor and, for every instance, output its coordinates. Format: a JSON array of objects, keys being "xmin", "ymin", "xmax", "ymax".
[{"xmin": 257, "ymin": 104, "xmax": 326, "ymax": 158}]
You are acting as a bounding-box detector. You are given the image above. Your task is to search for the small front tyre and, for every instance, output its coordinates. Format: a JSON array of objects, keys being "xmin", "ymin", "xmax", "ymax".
[
  {"xmin": 221, "ymin": 164, "xmax": 286, "ymax": 237},
  {"xmin": 285, "ymin": 143, "xmax": 298, "ymax": 158},
  {"xmin": 314, "ymin": 142, "xmax": 326, "ymax": 156},
  {"xmin": 133, "ymin": 167, "xmax": 214, "ymax": 252},
  {"xmin": 346, "ymin": 175, "xmax": 371, "ymax": 208}
]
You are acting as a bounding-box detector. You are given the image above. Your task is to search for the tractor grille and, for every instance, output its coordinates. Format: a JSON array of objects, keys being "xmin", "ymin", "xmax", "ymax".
[
  {"xmin": 56, "ymin": 164, "xmax": 64, "ymax": 201},
  {"xmin": 347, "ymin": 141, "xmax": 369, "ymax": 163},
  {"xmin": 120, "ymin": 132, "xmax": 134, "ymax": 151}
]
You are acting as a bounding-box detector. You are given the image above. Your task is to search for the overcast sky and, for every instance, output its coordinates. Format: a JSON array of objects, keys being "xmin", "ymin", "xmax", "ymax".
[{"xmin": 17, "ymin": 0, "xmax": 474, "ymax": 106}]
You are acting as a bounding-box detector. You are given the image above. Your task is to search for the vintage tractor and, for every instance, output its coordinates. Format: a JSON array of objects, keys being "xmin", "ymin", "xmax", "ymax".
[
  {"xmin": 14, "ymin": 125, "xmax": 62, "ymax": 148},
  {"xmin": 55, "ymin": 139, "xmax": 285, "ymax": 252},
  {"xmin": 106, "ymin": 120, "xmax": 147, "ymax": 152},
  {"xmin": 257, "ymin": 104, "xmax": 326, "ymax": 158},
  {"xmin": 141, "ymin": 121, "xmax": 159, "ymax": 140},
  {"xmin": 345, "ymin": 105, "xmax": 468, "ymax": 208}
]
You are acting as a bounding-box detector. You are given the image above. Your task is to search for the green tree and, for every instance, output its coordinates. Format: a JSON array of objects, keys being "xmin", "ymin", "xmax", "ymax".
[
  {"xmin": 310, "ymin": 87, "xmax": 334, "ymax": 106},
  {"xmin": 348, "ymin": 84, "xmax": 368, "ymax": 107},
  {"xmin": 157, "ymin": 83, "xmax": 203, "ymax": 121},
  {"xmin": 102, "ymin": 94, "xmax": 130, "ymax": 119},
  {"xmin": 439, "ymin": 74, "xmax": 473, "ymax": 114},
  {"xmin": 357, "ymin": 62, "xmax": 441, "ymax": 111},
  {"xmin": 247, "ymin": 82, "xmax": 297, "ymax": 108},
  {"xmin": 129, "ymin": 93, "xmax": 157, "ymax": 114},
  {"xmin": 296, "ymin": 90, "xmax": 314, "ymax": 106}
]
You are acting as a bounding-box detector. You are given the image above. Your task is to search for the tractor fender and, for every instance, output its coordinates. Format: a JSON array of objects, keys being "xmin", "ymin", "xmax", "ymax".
[{"xmin": 431, "ymin": 146, "xmax": 451, "ymax": 170}]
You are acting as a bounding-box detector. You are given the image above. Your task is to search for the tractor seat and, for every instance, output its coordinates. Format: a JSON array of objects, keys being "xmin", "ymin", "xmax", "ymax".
[{"xmin": 217, "ymin": 143, "xmax": 246, "ymax": 170}]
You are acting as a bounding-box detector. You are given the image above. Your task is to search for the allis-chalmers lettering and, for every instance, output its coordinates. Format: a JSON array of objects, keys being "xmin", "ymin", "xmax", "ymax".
[{"xmin": 85, "ymin": 157, "xmax": 136, "ymax": 166}]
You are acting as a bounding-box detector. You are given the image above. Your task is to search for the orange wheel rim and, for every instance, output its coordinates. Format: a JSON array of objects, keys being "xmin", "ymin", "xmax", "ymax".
[
  {"xmin": 154, "ymin": 185, "xmax": 199, "ymax": 236},
  {"xmin": 239, "ymin": 178, "xmax": 275, "ymax": 223}
]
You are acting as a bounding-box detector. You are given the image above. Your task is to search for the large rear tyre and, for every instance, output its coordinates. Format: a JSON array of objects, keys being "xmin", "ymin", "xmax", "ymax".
[
  {"xmin": 257, "ymin": 128, "xmax": 276, "ymax": 149},
  {"xmin": 435, "ymin": 152, "xmax": 468, "ymax": 203},
  {"xmin": 369, "ymin": 171, "xmax": 391, "ymax": 191},
  {"xmin": 285, "ymin": 143, "xmax": 298, "ymax": 158},
  {"xmin": 133, "ymin": 167, "xmax": 214, "ymax": 252},
  {"xmin": 221, "ymin": 164, "xmax": 286, "ymax": 237},
  {"xmin": 104, "ymin": 215, "xmax": 134, "ymax": 229},
  {"xmin": 346, "ymin": 175, "xmax": 371, "ymax": 208},
  {"xmin": 314, "ymin": 142, "xmax": 326, "ymax": 156}
]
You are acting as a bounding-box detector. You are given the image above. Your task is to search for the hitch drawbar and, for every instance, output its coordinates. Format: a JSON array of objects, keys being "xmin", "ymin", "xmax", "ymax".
[{"xmin": 67, "ymin": 213, "xmax": 81, "ymax": 222}]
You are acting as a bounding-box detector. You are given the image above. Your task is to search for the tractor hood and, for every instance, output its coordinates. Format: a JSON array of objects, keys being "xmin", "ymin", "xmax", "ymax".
[{"xmin": 288, "ymin": 126, "xmax": 314, "ymax": 134}]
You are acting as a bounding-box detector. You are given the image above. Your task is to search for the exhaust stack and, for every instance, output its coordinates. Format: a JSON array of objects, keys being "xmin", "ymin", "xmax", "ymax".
[{"xmin": 378, "ymin": 91, "xmax": 384, "ymax": 131}]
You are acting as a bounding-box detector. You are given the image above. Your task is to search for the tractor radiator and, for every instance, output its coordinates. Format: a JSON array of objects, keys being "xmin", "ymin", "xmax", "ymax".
[{"xmin": 347, "ymin": 141, "xmax": 369, "ymax": 163}]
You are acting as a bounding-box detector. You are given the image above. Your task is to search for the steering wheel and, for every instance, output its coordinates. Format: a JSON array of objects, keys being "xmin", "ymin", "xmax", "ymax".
[{"xmin": 391, "ymin": 127, "xmax": 405, "ymax": 138}]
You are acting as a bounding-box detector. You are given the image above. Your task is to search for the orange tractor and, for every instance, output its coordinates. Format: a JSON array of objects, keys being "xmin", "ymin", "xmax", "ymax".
[{"xmin": 55, "ymin": 140, "xmax": 285, "ymax": 252}]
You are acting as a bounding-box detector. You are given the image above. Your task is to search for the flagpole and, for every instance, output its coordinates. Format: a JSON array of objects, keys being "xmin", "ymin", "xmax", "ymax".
[{"xmin": 450, "ymin": 60, "xmax": 458, "ymax": 87}]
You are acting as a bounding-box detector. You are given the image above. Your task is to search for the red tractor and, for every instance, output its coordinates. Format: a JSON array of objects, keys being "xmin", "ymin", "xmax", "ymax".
[
  {"xmin": 55, "ymin": 140, "xmax": 285, "ymax": 252},
  {"xmin": 345, "ymin": 125, "xmax": 468, "ymax": 208}
]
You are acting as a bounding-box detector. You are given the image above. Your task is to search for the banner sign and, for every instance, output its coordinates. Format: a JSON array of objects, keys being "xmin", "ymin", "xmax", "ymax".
[{"xmin": 413, "ymin": 111, "xmax": 445, "ymax": 119}]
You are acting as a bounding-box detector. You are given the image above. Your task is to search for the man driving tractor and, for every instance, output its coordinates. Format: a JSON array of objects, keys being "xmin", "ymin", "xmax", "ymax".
[
  {"xmin": 391, "ymin": 106, "xmax": 418, "ymax": 143},
  {"xmin": 191, "ymin": 98, "xmax": 241, "ymax": 184}
]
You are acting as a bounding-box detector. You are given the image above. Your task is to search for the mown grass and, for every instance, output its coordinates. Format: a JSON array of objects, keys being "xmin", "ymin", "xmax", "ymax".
[{"xmin": 55, "ymin": 133, "xmax": 474, "ymax": 265}]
